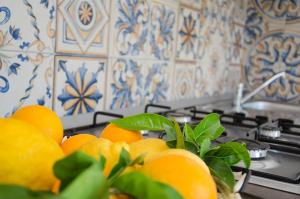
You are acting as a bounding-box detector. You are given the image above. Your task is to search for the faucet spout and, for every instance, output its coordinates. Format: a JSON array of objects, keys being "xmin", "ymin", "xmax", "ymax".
[{"xmin": 241, "ymin": 71, "xmax": 286, "ymax": 104}]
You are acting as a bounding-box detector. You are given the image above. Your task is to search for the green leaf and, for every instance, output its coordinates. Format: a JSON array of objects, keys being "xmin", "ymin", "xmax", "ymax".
[
  {"xmin": 111, "ymin": 113, "xmax": 174, "ymax": 131},
  {"xmin": 205, "ymin": 157, "xmax": 235, "ymax": 192},
  {"xmin": 164, "ymin": 125, "xmax": 176, "ymax": 140},
  {"xmin": 0, "ymin": 185, "xmax": 61, "ymax": 199},
  {"xmin": 173, "ymin": 120, "xmax": 185, "ymax": 149},
  {"xmin": 112, "ymin": 172, "xmax": 183, "ymax": 199},
  {"xmin": 166, "ymin": 140, "xmax": 199, "ymax": 154},
  {"xmin": 207, "ymin": 142, "xmax": 250, "ymax": 168},
  {"xmin": 183, "ymin": 123, "xmax": 195, "ymax": 142},
  {"xmin": 60, "ymin": 163, "xmax": 109, "ymax": 199},
  {"xmin": 53, "ymin": 151, "xmax": 98, "ymax": 190},
  {"xmin": 199, "ymin": 138, "xmax": 211, "ymax": 158},
  {"xmin": 53, "ymin": 151, "xmax": 109, "ymax": 199},
  {"xmin": 194, "ymin": 113, "xmax": 225, "ymax": 142},
  {"xmin": 108, "ymin": 148, "xmax": 132, "ymax": 181}
]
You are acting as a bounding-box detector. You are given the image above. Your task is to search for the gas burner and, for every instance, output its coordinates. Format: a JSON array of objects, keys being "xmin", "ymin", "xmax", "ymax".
[
  {"xmin": 235, "ymin": 139, "xmax": 270, "ymax": 160},
  {"xmin": 167, "ymin": 112, "xmax": 192, "ymax": 123},
  {"xmin": 259, "ymin": 126, "xmax": 281, "ymax": 139}
]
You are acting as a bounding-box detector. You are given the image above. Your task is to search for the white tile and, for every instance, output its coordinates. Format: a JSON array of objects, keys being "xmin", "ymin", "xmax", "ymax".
[
  {"xmin": 0, "ymin": 0, "xmax": 56, "ymax": 53},
  {"xmin": 109, "ymin": 0, "xmax": 151, "ymax": 58},
  {"xmin": 176, "ymin": 6, "xmax": 200, "ymax": 61},
  {"xmin": 56, "ymin": 0, "xmax": 110, "ymax": 56},
  {"xmin": 105, "ymin": 58, "xmax": 146, "ymax": 110},
  {"xmin": 149, "ymin": 0, "xmax": 178, "ymax": 61},
  {"xmin": 53, "ymin": 56, "xmax": 106, "ymax": 116},
  {"xmin": 0, "ymin": 51, "xmax": 54, "ymax": 117},
  {"xmin": 173, "ymin": 62, "xmax": 195, "ymax": 99},
  {"xmin": 144, "ymin": 61, "xmax": 173, "ymax": 103}
]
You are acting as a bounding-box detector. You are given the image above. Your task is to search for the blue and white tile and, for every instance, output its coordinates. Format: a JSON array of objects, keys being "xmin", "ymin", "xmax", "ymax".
[
  {"xmin": 106, "ymin": 58, "xmax": 146, "ymax": 110},
  {"xmin": 149, "ymin": 0, "xmax": 178, "ymax": 61},
  {"xmin": 56, "ymin": 0, "xmax": 110, "ymax": 55},
  {"xmin": 173, "ymin": 62, "xmax": 195, "ymax": 99},
  {"xmin": 109, "ymin": 0, "xmax": 151, "ymax": 58},
  {"xmin": 194, "ymin": 64, "xmax": 210, "ymax": 98},
  {"xmin": 144, "ymin": 61, "xmax": 173, "ymax": 104},
  {"xmin": 228, "ymin": 22, "xmax": 244, "ymax": 66},
  {"xmin": 0, "ymin": 51, "xmax": 54, "ymax": 117},
  {"xmin": 53, "ymin": 56, "xmax": 106, "ymax": 116},
  {"xmin": 245, "ymin": 32, "xmax": 300, "ymax": 101},
  {"xmin": 224, "ymin": 67, "xmax": 241, "ymax": 94},
  {"xmin": 0, "ymin": 0, "xmax": 56, "ymax": 53},
  {"xmin": 176, "ymin": 6, "xmax": 200, "ymax": 61},
  {"xmin": 180, "ymin": 0, "xmax": 202, "ymax": 10}
]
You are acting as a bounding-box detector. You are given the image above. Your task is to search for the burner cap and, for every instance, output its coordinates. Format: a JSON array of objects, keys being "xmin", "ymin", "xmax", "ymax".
[
  {"xmin": 259, "ymin": 126, "xmax": 281, "ymax": 138},
  {"xmin": 167, "ymin": 112, "xmax": 192, "ymax": 123},
  {"xmin": 234, "ymin": 139, "xmax": 270, "ymax": 160}
]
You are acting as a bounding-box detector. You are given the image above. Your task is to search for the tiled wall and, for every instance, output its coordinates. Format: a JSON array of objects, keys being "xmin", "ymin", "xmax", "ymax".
[
  {"xmin": 243, "ymin": 1, "xmax": 300, "ymax": 102},
  {"xmin": 0, "ymin": 0, "xmax": 246, "ymax": 117}
]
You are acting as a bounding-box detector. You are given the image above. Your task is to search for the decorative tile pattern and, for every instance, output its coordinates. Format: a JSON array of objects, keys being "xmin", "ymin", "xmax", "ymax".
[
  {"xmin": 149, "ymin": 0, "xmax": 177, "ymax": 60},
  {"xmin": 180, "ymin": 0, "xmax": 202, "ymax": 10},
  {"xmin": 53, "ymin": 56, "xmax": 106, "ymax": 116},
  {"xmin": 173, "ymin": 62, "xmax": 195, "ymax": 99},
  {"xmin": 229, "ymin": 23, "xmax": 244, "ymax": 65},
  {"xmin": 0, "ymin": 1, "xmax": 56, "ymax": 53},
  {"xmin": 144, "ymin": 61, "xmax": 172, "ymax": 103},
  {"xmin": 106, "ymin": 58, "xmax": 145, "ymax": 110},
  {"xmin": 176, "ymin": 6, "xmax": 200, "ymax": 61},
  {"xmin": 194, "ymin": 64, "xmax": 209, "ymax": 97},
  {"xmin": 245, "ymin": 32, "xmax": 300, "ymax": 101},
  {"xmin": 56, "ymin": 0, "xmax": 109, "ymax": 55},
  {"xmin": 109, "ymin": 0, "xmax": 150, "ymax": 57},
  {"xmin": 0, "ymin": 51, "xmax": 54, "ymax": 117},
  {"xmin": 254, "ymin": 0, "xmax": 300, "ymax": 22}
]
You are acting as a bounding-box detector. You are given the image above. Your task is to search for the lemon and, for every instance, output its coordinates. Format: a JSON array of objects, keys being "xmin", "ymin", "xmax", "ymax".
[
  {"xmin": 130, "ymin": 138, "xmax": 169, "ymax": 161},
  {"xmin": 0, "ymin": 118, "xmax": 64, "ymax": 191},
  {"xmin": 79, "ymin": 138, "xmax": 130, "ymax": 176}
]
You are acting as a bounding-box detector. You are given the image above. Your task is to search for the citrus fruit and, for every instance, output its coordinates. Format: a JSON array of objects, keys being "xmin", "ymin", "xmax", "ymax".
[
  {"xmin": 140, "ymin": 149, "xmax": 216, "ymax": 199},
  {"xmin": 100, "ymin": 124, "xmax": 143, "ymax": 144},
  {"xmin": 130, "ymin": 138, "xmax": 169, "ymax": 160},
  {"xmin": 61, "ymin": 134, "xmax": 97, "ymax": 155},
  {"xmin": 79, "ymin": 138, "xmax": 130, "ymax": 176},
  {"xmin": 12, "ymin": 105, "xmax": 63, "ymax": 144},
  {"xmin": 0, "ymin": 118, "xmax": 64, "ymax": 191}
]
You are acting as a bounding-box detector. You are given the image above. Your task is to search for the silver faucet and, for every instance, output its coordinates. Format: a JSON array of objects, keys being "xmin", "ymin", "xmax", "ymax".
[{"xmin": 235, "ymin": 71, "xmax": 286, "ymax": 112}]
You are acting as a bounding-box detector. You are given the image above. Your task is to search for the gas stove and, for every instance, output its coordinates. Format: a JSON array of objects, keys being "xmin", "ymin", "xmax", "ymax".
[{"xmin": 64, "ymin": 103, "xmax": 300, "ymax": 196}]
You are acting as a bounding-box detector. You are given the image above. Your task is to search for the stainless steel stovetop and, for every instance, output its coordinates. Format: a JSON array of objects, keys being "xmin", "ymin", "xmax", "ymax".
[{"xmin": 64, "ymin": 104, "xmax": 300, "ymax": 196}]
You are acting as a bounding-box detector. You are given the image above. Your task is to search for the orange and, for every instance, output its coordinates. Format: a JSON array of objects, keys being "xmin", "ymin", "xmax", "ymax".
[
  {"xmin": 140, "ymin": 149, "xmax": 217, "ymax": 199},
  {"xmin": 100, "ymin": 124, "xmax": 143, "ymax": 144},
  {"xmin": 61, "ymin": 134, "xmax": 97, "ymax": 155},
  {"xmin": 12, "ymin": 105, "xmax": 64, "ymax": 144},
  {"xmin": 0, "ymin": 118, "xmax": 64, "ymax": 191}
]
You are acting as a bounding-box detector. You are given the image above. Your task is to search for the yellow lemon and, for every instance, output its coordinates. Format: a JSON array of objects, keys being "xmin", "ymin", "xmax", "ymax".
[
  {"xmin": 130, "ymin": 138, "xmax": 169, "ymax": 161},
  {"xmin": 61, "ymin": 134, "xmax": 97, "ymax": 155},
  {"xmin": 0, "ymin": 118, "xmax": 64, "ymax": 191},
  {"xmin": 79, "ymin": 138, "xmax": 130, "ymax": 176}
]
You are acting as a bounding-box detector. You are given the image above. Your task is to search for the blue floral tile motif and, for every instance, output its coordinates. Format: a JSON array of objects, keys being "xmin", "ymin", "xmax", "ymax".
[
  {"xmin": 57, "ymin": 60, "xmax": 104, "ymax": 116},
  {"xmin": 176, "ymin": 7, "xmax": 199, "ymax": 61},
  {"xmin": 150, "ymin": 3, "xmax": 176, "ymax": 60},
  {"xmin": 245, "ymin": 32, "xmax": 300, "ymax": 101},
  {"xmin": 114, "ymin": 0, "xmax": 150, "ymax": 56},
  {"xmin": 0, "ymin": 1, "xmax": 56, "ymax": 53},
  {"xmin": 144, "ymin": 63, "xmax": 170, "ymax": 103},
  {"xmin": 109, "ymin": 59, "xmax": 143, "ymax": 109},
  {"xmin": 254, "ymin": 0, "xmax": 300, "ymax": 21},
  {"xmin": 0, "ymin": 52, "xmax": 54, "ymax": 117},
  {"xmin": 244, "ymin": 7, "xmax": 264, "ymax": 45},
  {"xmin": 173, "ymin": 62, "xmax": 195, "ymax": 99}
]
